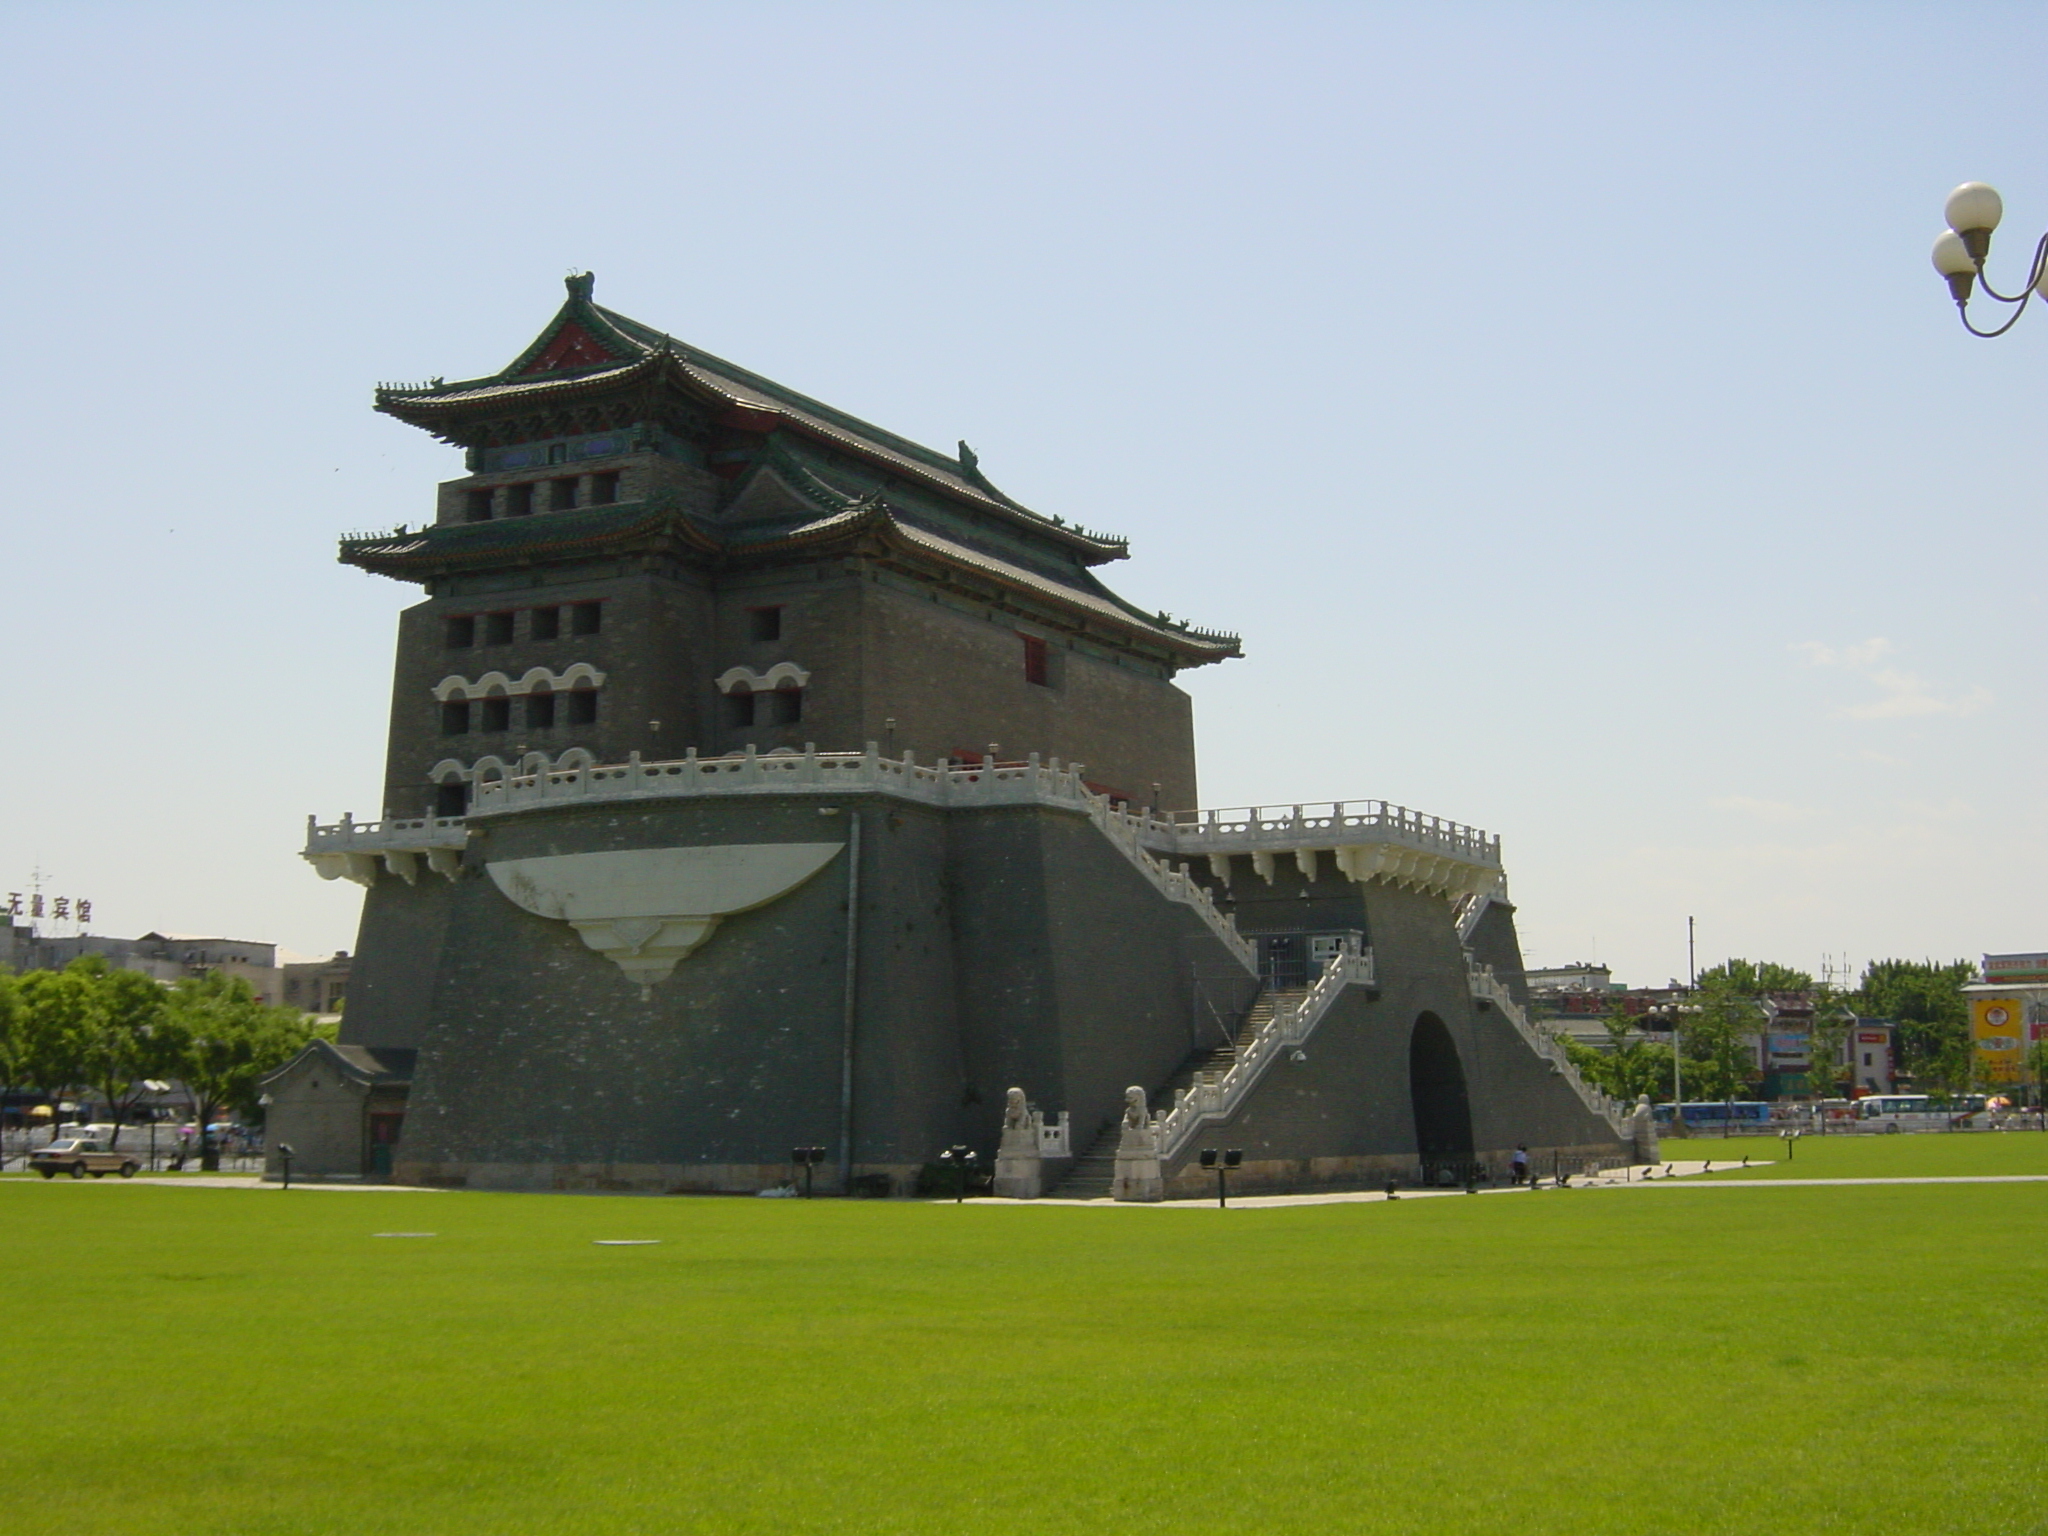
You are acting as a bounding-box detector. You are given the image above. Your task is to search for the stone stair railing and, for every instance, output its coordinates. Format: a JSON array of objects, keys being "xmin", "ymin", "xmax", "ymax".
[
  {"xmin": 1466, "ymin": 962, "xmax": 1630, "ymax": 1136},
  {"xmin": 1153, "ymin": 946, "xmax": 1376, "ymax": 1161},
  {"xmin": 1082, "ymin": 795, "xmax": 1256, "ymax": 973},
  {"xmin": 1452, "ymin": 886, "xmax": 1508, "ymax": 945}
]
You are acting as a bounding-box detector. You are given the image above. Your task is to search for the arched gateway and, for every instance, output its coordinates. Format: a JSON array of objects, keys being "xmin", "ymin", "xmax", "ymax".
[{"xmin": 1408, "ymin": 1011, "xmax": 1474, "ymax": 1159}]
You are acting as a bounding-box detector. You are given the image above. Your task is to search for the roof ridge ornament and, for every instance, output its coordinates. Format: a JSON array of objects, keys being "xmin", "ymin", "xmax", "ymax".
[
  {"xmin": 565, "ymin": 271, "xmax": 595, "ymax": 301},
  {"xmin": 957, "ymin": 440, "xmax": 978, "ymax": 473}
]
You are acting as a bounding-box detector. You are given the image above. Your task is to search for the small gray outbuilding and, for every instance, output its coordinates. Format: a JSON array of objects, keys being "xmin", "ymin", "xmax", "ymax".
[{"xmin": 260, "ymin": 1041, "xmax": 414, "ymax": 1182}]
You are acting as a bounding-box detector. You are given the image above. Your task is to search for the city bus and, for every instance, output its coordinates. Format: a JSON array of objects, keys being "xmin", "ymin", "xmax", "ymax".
[
  {"xmin": 1854, "ymin": 1094, "xmax": 1984, "ymax": 1132},
  {"xmin": 1650, "ymin": 1101, "xmax": 1771, "ymax": 1128}
]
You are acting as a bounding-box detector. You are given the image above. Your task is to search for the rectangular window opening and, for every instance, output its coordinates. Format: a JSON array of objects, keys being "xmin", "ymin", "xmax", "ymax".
[
  {"xmin": 571, "ymin": 601, "xmax": 602, "ymax": 636},
  {"xmin": 507, "ymin": 482, "xmax": 536, "ymax": 517},
  {"xmin": 531, "ymin": 606, "xmax": 561, "ymax": 641},
  {"xmin": 749, "ymin": 606, "xmax": 783, "ymax": 642},
  {"xmin": 484, "ymin": 612, "xmax": 515, "ymax": 646},
  {"xmin": 440, "ymin": 699, "xmax": 471, "ymax": 736},
  {"xmin": 567, "ymin": 688, "xmax": 599, "ymax": 726},
  {"xmin": 768, "ymin": 687, "xmax": 802, "ymax": 725},
  {"xmin": 526, "ymin": 691, "xmax": 556, "ymax": 730},
  {"xmin": 480, "ymin": 696, "xmax": 511, "ymax": 732},
  {"xmin": 722, "ymin": 690, "xmax": 755, "ymax": 728},
  {"xmin": 591, "ymin": 471, "xmax": 621, "ymax": 505},
  {"xmin": 465, "ymin": 488, "xmax": 494, "ymax": 522},
  {"xmin": 549, "ymin": 477, "xmax": 578, "ymax": 512},
  {"xmin": 445, "ymin": 615, "xmax": 476, "ymax": 649},
  {"xmin": 434, "ymin": 782, "xmax": 470, "ymax": 818},
  {"xmin": 1021, "ymin": 634, "xmax": 1050, "ymax": 687}
]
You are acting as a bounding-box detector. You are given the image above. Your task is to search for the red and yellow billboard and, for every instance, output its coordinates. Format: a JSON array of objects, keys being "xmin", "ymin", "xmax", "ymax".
[{"xmin": 1972, "ymin": 998, "xmax": 2026, "ymax": 1085}]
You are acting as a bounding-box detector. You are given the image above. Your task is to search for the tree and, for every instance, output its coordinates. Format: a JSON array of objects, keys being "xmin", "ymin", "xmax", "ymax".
[
  {"xmin": 15, "ymin": 962, "xmax": 98, "ymax": 1138},
  {"xmin": 1856, "ymin": 959, "xmax": 1973, "ymax": 1094},
  {"xmin": 2027, "ymin": 1040, "xmax": 2048, "ymax": 1108},
  {"xmin": 1803, "ymin": 984, "xmax": 1853, "ymax": 1100},
  {"xmin": 1694, "ymin": 958, "xmax": 1816, "ymax": 995},
  {"xmin": 1682, "ymin": 976, "xmax": 1758, "ymax": 1105},
  {"xmin": 158, "ymin": 973, "xmax": 329, "ymax": 1170},
  {"xmin": 1560, "ymin": 1019, "xmax": 1675, "ymax": 1105},
  {"xmin": 76, "ymin": 962, "xmax": 173, "ymax": 1148},
  {"xmin": 12, "ymin": 959, "xmax": 174, "ymax": 1149},
  {"xmin": 0, "ymin": 969, "xmax": 22, "ymax": 1166}
]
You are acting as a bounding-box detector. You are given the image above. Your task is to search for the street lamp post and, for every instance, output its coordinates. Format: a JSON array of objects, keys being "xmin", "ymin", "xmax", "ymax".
[
  {"xmin": 791, "ymin": 1146, "xmax": 827, "ymax": 1199},
  {"xmin": 1198, "ymin": 1148, "xmax": 1243, "ymax": 1207},
  {"xmin": 1932, "ymin": 183, "xmax": 2048, "ymax": 336},
  {"xmin": 937, "ymin": 1145, "xmax": 978, "ymax": 1203},
  {"xmin": 1646, "ymin": 1003, "xmax": 1686, "ymax": 1138},
  {"xmin": 142, "ymin": 1081, "xmax": 170, "ymax": 1171}
]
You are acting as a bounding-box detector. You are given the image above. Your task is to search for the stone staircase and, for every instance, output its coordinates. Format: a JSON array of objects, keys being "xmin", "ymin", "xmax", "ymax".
[
  {"xmin": 1048, "ymin": 1129, "xmax": 1120, "ymax": 1200},
  {"xmin": 1046, "ymin": 989, "xmax": 1304, "ymax": 1199}
]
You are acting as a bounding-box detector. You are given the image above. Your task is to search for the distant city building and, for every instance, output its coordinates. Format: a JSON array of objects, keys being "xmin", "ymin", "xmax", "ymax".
[
  {"xmin": 282, "ymin": 953, "xmax": 351, "ymax": 1016},
  {"xmin": 1525, "ymin": 963, "xmax": 1616, "ymax": 993},
  {"xmin": 0, "ymin": 924, "xmax": 343, "ymax": 1016},
  {"xmin": 1962, "ymin": 953, "xmax": 2048, "ymax": 1089},
  {"xmin": 274, "ymin": 273, "xmax": 1630, "ymax": 1190},
  {"xmin": 1533, "ymin": 982, "xmax": 1889, "ymax": 1098}
]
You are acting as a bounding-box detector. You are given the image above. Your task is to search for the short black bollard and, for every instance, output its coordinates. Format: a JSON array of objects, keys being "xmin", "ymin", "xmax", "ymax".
[
  {"xmin": 1384, "ymin": 1177, "xmax": 1399, "ymax": 1201},
  {"xmin": 277, "ymin": 1144, "xmax": 294, "ymax": 1190}
]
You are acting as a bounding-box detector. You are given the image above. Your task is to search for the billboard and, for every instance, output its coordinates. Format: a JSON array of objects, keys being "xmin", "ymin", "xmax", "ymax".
[{"xmin": 1971, "ymin": 998, "xmax": 2026, "ymax": 1085}]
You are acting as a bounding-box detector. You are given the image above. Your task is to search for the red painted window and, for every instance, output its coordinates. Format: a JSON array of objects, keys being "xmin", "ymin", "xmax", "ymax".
[{"xmin": 1021, "ymin": 634, "xmax": 1049, "ymax": 687}]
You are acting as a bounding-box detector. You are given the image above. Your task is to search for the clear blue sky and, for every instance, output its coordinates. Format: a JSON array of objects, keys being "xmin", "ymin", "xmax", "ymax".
[{"xmin": 2, "ymin": 1, "xmax": 2040, "ymax": 986}]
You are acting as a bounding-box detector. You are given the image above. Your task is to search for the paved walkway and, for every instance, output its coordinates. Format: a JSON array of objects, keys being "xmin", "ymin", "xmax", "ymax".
[
  {"xmin": 1589, "ymin": 1187, "xmax": 2048, "ymax": 1196},
  {"xmin": 964, "ymin": 1160, "xmax": 1730, "ymax": 1209},
  {"xmin": 964, "ymin": 1163, "xmax": 2048, "ymax": 1208},
  {"xmin": 50, "ymin": 1175, "xmax": 439, "ymax": 1192}
]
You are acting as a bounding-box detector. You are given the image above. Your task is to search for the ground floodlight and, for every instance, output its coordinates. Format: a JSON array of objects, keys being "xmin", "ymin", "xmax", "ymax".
[{"xmin": 1200, "ymin": 1149, "xmax": 1218, "ymax": 1168}]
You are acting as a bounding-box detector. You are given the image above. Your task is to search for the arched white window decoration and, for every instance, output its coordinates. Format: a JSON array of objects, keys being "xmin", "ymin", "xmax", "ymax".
[
  {"xmin": 715, "ymin": 661, "xmax": 810, "ymax": 694},
  {"xmin": 555, "ymin": 747, "xmax": 596, "ymax": 771},
  {"xmin": 430, "ymin": 752, "xmax": 548, "ymax": 786},
  {"xmin": 433, "ymin": 663, "xmax": 608, "ymax": 702}
]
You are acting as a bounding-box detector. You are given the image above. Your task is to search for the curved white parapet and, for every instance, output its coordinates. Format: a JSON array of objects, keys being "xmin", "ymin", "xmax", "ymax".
[
  {"xmin": 714, "ymin": 661, "xmax": 811, "ymax": 694},
  {"xmin": 432, "ymin": 662, "xmax": 606, "ymax": 702},
  {"xmin": 485, "ymin": 843, "xmax": 843, "ymax": 989}
]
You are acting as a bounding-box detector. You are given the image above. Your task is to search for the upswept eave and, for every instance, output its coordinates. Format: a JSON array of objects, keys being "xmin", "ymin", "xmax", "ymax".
[
  {"xmin": 337, "ymin": 493, "xmax": 721, "ymax": 581},
  {"xmin": 732, "ymin": 498, "xmax": 1240, "ymax": 664},
  {"xmin": 374, "ymin": 274, "xmax": 1130, "ymax": 566}
]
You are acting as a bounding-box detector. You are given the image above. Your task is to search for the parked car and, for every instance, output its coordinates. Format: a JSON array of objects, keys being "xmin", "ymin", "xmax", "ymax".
[{"xmin": 29, "ymin": 1139, "xmax": 141, "ymax": 1180}]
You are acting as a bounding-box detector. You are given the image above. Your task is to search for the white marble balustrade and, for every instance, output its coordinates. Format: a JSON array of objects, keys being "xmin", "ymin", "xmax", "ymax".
[
  {"xmin": 1466, "ymin": 961, "xmax": 1629, "ymax": 1135},
  {"xmin": 1153, "ymin": 942, "xmax": 1378, "ymax": 1160}
]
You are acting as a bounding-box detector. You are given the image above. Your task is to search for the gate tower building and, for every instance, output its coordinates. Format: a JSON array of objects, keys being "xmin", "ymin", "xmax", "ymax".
[{"xmin": 277, "ymin": 275, "xmax": 1628, "ymax": 1194}]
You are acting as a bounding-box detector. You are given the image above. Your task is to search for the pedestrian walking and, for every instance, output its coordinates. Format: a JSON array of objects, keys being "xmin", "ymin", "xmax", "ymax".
[{"xmin": 1511, "ymin": 1144, "xmax": 1529, "ymax": 1185}]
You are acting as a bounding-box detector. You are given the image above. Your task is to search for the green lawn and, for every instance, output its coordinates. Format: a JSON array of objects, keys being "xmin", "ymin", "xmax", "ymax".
[
  {"xmin": 1684, "ymin": 1126, "xmax": 2048, "ymax": 1179},
  {"xmin": 8, "ymin": 1169, "xmax": 2043, "ymax": 1535}
]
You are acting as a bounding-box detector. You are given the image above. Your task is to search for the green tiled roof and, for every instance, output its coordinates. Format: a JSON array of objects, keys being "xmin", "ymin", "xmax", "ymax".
[{"xmin": 375, "ymin": 274, "xmax": 1130, "ymax": 565}]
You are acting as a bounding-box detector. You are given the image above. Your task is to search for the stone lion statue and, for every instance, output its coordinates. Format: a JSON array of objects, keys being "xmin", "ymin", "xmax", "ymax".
[
  {"xmin": 1003, "ymin": 1087, "xmax": 1030, "ymax": 1131},
  {"xmin": 1122, "ymin": 1085, "xmax": 1148, "ymax": 1129}
]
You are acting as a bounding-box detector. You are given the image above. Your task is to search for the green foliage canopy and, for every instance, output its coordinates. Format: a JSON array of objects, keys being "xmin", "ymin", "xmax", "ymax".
[
  {"xmin": 157, "ymin": 971, "xmax": 330, "ymax": 1127},
  {"xmin": 1856, "ymin": 958, "xmax": 1973, "ymax": 1091}
]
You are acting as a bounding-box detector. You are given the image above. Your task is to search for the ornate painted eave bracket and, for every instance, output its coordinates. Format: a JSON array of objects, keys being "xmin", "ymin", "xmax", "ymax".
[{"xmin": 485, "ymin": 843, "xmax": 843, "ymax": 991}]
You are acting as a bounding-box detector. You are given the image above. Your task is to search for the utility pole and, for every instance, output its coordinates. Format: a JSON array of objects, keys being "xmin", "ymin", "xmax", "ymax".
[{"xmin": 1672, "ymin": 916, "xmax": 1696, "ymax": 1136}]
